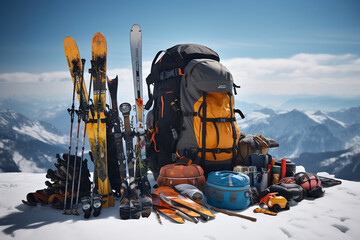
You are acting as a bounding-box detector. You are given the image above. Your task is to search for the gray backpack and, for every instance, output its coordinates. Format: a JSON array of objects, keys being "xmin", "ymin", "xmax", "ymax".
[{"xmin": 175, "ymin": 59, "xmax": 244, "ymax": 176}]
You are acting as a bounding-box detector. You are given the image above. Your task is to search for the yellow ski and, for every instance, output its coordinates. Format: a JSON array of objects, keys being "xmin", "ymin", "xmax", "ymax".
[
  {"xmin": 63, "ymin": 37, "xmax": 96, "ymax": 155},
  {"xmin": 90, "ymin": 32, "xmax": 114, "ymax": 208}
]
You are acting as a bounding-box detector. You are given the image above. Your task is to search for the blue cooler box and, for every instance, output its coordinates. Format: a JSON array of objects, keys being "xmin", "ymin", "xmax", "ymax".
[{"xmin": 205, "ymin": 171, "xmax": 251, "ymax": 210}]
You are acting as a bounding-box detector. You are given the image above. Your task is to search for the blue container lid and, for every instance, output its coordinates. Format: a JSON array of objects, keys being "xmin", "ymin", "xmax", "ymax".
[{"xmin": 207, "ymin": 171, "xmax": 250, "ymax": 187}]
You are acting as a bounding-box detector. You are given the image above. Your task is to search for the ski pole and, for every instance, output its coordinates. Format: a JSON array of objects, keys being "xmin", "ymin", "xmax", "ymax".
[
  {"xmin": 69, "ymin": 108, "xmax": 81, "ymax": 214},
  {"xmin": 69, "ymin": 61, "xmax": 84, "ymax": 214},
  {"xmin": 74, "ymin": 59, "xmax": 88, "ymax": 215},
  {"xmin": 63, "ymin": 60, "xmax": 78, "ymax": 215}
]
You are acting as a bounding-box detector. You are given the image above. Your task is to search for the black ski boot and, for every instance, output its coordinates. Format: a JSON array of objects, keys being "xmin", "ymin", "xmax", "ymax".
[
  {"xmin": 139, "ymin": 176, "xmax": 152, "ymax": 218},
  {"xmin": 81, "ymin": 196, "xmax": 91, "ymax": 218},
  {"xmin": 119, "ymin": 181, "xmax": 131, "ymax": 220},
  {"xmin": 129, "ymin": 181, "xmax": 141, "ymax": 219},
  {"xmin": 92, "ymin": 194, "xmax": 102, "ymax": 217}
]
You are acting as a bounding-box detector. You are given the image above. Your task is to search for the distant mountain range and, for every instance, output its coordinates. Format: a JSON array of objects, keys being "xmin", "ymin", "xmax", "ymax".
[
  {"xmin": 238, "ymin": 106, "xmax": 360, "ymax": 158},
  {"xmin": 0, "ymin": 98, "xmax": 69, "ymax": 134},
  {"xmin": 238, "ymin": 106, "xmax": 360, "ymax": 181},
  {"xmin": 0, "ymin": 98, "xmax": 359, "ymax": 181},
  {"xmin": 0, "ymin": 108, "xmax": 67, "ymax": 172},
  {"xmin": 293, "ymin": 146, "xmax": 360, "ymax": 181}
]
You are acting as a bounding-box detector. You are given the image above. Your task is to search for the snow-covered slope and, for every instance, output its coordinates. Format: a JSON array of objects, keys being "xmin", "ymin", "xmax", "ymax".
[
  {"xmin": 0, "ymin": 172, "xmax": 359, "ymax": 240},
  {"xmin": 293, "ymin": 144, "xmax": 360, "ymax": 181},
  {"xmin": 0, "ymin": 108, "xmax": 67, "ymax": 172},
  {"xmin": 239, "ymin": 107, "xmax": 360, "ymax": 159}
]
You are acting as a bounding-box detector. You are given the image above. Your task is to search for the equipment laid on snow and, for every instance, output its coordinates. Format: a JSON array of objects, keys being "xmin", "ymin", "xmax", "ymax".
[
  {"xmin": 23, "ymin": 154, "xmax": 91, "ymax": 212},
  {"xmin": 23, "ymin": 26, "xmax": 340, "ymax": 224},
  {"xmin": 154, "ymin": 186, "xmax": 215, "ymax": 220},
  {"xmin": 233, "ymin": 165, "xmax": 259, "ymax": 187},
  {"xmin": 152, "ymin": 193, "xmax": 200, "ymax": 223},
  {"xmin": 253, "ymin": 207, "xmax": 277, "ymax": 216},
  {"xmin": 174, "ymin": 184, "xmax": 204, "ymax": 201},
  {"xmin": 244, "ymin": 154, "xmax": 271, "ymax": 171},
  {"xmin": 157, "ymin": 163, "xmax": 206, "ymax": 191},
  {"xmin": 205, "ymin": 171, "xmax": 251, "ymax": 210},
  {"xmin": 237, "ymin": 134, "xmax": 279, "ymax": 165},
  {"xmin": 294, "ymin": 172, "xmax": 324, "ymax": 198},
  {"xmin": 23, "ymin": 188, "xmax": 54, "ymax": 206},
  {"xmin": 274, "ymin": 158, "xmax": 296, "ymax": 178},
  {"xmin": 294, "ymin": 172, "xmax": 321, "ymax": 191},
  {"xmin": 268, "ymin": 182, "xmax": 305, "ymax": 202},
  {"xmin": 318, "ymin": 176, "xmax": 342, "ymax": 187},
  {"xmin": 259, "ymin": 192, "xmax": 289, "ymax": 213}
]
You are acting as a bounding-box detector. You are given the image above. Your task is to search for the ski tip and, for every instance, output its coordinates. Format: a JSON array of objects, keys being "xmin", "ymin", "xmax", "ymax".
[
  {"xmin": 93, "ymin": 32, "xmax": 105, "ymax": 38},
  {"xmin": 131, "ymin": 24, "xmax": 141, "ymax": 32},
  {"xmin": 131, "ymin": 23, "xmax": 140, "ymax": 31},
  {"xmin": 92, "ymin": 32, "xmax": 106, "ymax": 45},
  {"xmin": 63, "ymin": 36, "xmax": 74, "ymax": 44},
  {"xmin": 63, "ymin": 37, "xmax": 80, "ymax": 53}
]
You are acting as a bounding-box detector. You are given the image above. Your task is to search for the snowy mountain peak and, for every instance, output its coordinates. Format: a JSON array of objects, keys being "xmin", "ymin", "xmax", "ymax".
[
  {"xmin": 0, "ymin": 107, "xmax": 66, "ymax": 145},
  {"xmin": 0, "ymin": 107, "xmax": 67, "ymax": 172}
]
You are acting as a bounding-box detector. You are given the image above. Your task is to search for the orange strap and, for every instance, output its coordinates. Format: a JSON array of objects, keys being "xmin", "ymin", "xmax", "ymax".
[
  {"xmin": 161, "ymin": 96, "xmax": 164, "ymax": 118},
  {"xmin": 175, "ymin": 151, "xmax": 187, "ymax": 162},
  {"xmin": 150, "ymin": 122, "xmax": 160, "ymax": 153}
]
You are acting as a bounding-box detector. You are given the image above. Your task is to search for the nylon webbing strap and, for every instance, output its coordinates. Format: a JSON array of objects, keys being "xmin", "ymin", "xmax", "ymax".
[
  {"xmin": 201, "ymin": 92, "xmax": 207, "ymax": 166},
  {"xmin": 145, "ymin": 50, "xmax": 166, "ymax": 110},
  {"xmin": 183, "ymin": 112, "xmax": 197, "ymax": 117},
  {"xmin": 200, "ymin": 147, "xmax": 233, "ymax": 154},
  {"xmin": 233, "ymin": 83, "xmax": 240, "ymax": 95},
  {"xmin": 160, "ymin": 68, "xmax": 183, "ymax": 81},
  {"xmin": 213, "ymin": 122, "xmax": 220, "ymax": 149},
  {"xmin": 203, "ymin": 117, "xmax": 236, "ymax": 123},
  {"xmin": 228, "ymin": 92, "xmax": 237, "ymax": 169},
  {"xmin": 183, "ymin": 111, "xmax": 236, "ymax": 122}
]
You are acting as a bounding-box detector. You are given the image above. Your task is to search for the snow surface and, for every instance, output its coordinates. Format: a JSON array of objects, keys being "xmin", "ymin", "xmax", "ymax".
[{"xmin": 0, "ymin": 172, "xmax": 360, "ymax": 240}]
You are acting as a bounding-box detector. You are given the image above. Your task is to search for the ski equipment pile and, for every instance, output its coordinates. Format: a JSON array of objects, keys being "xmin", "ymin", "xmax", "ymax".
[{"xmin": 154, "ymin": 186, "xmax": 215, "ymax": 220}]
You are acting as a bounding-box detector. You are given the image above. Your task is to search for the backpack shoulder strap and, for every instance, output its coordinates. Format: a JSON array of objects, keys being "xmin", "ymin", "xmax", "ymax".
[
  {"xmin": 145, "ymin": 50, "xmax": 166, "ymax": 110},
  {"xmin": 152, "ymin": 50, "xmax": 166, "ymax": 68}
]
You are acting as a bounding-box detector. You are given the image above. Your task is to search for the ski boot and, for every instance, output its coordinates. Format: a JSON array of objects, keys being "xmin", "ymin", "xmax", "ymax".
[
  {"xmin": 92, "ymin": 194, "xmax": 102, "ymax": 217},
  {"xmin": 119, "ymin": 181, "xmax": 131, "ymax": 220},
  {"xmin": 138, "ymin": 176, "xmax": 152, "ymax": 218},
  {"xmin": 81, "ymin": 196, "xmax": 92, "ymax": 218},
  {"xmin": 129, "ymin": 181, "xmax": 141, "ymax": 219}
]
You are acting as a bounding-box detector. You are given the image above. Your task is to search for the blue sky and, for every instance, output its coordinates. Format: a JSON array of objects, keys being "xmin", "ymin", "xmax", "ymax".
[
  {"xmin": 1, "ymin": 0, "xmax": 359, "ymax": 72},
  {"xmin": 0, "ymin": 0, "xmax": 359, "ymax": 107}
]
